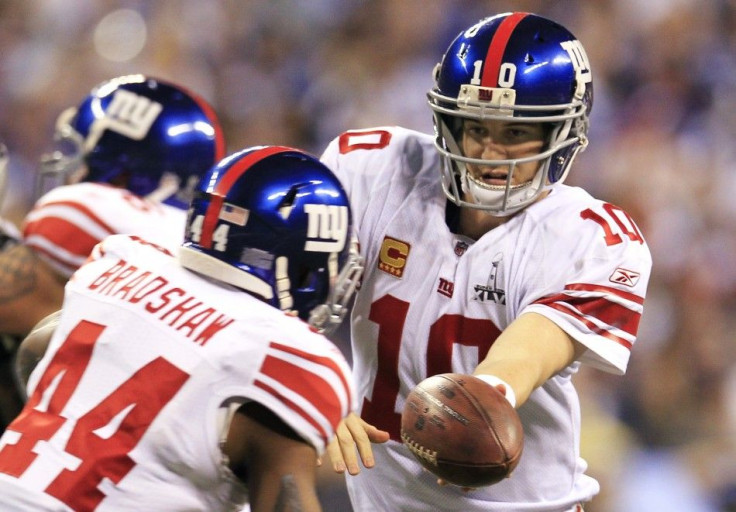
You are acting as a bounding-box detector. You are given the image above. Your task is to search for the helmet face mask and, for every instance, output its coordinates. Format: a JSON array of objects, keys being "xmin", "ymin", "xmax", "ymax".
[
  {"xmin": 428, "ymin": 12, "xmax": 593, "ymax": 216},
  {"xmin": 180, "ymin": 146, "xmax": 363, "ymax": 334},
  {"xmin": 36, "ymin": 75, "xmax": 225, "ymax": 207},
  {"xmin": 36, "ymin": 107, "xmax": 86, "ymax": 195}
]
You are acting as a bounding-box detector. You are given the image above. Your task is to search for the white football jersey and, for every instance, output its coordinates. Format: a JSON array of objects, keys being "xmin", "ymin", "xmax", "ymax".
[
  {"xmin": 22, "ymin": 182, "xmax": 187, "ymax": 277},
  {"xmin": 321, "ymin": 126, "xmax": 652, "ymax": 511},
  {"xmin": 0, "ymin": 235, "xmax": 355, "ymax": 512}
]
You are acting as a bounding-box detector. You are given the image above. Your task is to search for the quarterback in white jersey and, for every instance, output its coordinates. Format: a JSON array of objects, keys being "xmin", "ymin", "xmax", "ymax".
[
  {"xmin": 0, "ymin": 146, "xmax": 364, "ymax": 511},
  {"xmin": 321, "ymin": 12, "xmax": 652, "ymax": 512}
]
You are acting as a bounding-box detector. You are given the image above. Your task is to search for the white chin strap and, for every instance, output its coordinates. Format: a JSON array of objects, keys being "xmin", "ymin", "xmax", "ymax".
[{"xmin": 462, "ymin": 162, "xmax": 549, "ymax": 217}]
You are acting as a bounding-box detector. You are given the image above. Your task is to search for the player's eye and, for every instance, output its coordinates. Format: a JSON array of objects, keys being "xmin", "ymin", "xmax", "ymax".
[{"xmin": 463, "ymin": 124, "xmax": 486, "ymax": 138}]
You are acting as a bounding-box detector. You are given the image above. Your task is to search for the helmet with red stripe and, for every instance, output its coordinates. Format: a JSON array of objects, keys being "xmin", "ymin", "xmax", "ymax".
[
  {"xmin": 179, "ymin": 146, "xmax": 363, "ymax": 333},
  {"xmin": 38, "ymin": 74, "xmax": 226, "ymax": 210},
  {"xmin": 428, "ymin": 12, "xmax": 593, "ymax": 216}
]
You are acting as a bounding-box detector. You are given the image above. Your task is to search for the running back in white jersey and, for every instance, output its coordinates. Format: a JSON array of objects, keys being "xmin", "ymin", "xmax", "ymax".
[
  {"xmin": 321, "ymin": 126, "xmax": 652, "ymax": 511},
  {"xmin": 22, "ymin": 182, "xmax": 187, "ymax": 277},
  {"xmin": 0, "ymin": 234, "xmax": 355, "ymax": 512}
]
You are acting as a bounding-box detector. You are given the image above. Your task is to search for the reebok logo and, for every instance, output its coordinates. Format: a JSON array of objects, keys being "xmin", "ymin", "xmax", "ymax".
[{"xmin": 609, "ymin": 267, "xmax": 640, "ymax": 287}]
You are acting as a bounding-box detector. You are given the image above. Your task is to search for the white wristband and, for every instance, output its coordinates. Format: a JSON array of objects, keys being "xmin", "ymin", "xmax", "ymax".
[{"xmin": 474, "ymin": 374, "xmax": 517, "ymax": 408}]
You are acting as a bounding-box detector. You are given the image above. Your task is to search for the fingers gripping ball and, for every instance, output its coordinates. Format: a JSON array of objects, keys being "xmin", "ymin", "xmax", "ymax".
[{"xmin": 400, "ymin": 373, "xmax": 524, "ymax": 488}]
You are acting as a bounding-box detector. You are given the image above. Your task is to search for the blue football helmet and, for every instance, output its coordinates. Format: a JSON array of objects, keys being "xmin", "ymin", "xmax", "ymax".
[
  {"xmin": 428, "ymin": 12, "xmax": 593, "ymax": 216},
  {"xmin": 38, "ymin": 74, "xmax": 226, "ymax": 209},
  {"xmin": 179, "ymin": 146, "xmax": 363, "ymax": 334}
]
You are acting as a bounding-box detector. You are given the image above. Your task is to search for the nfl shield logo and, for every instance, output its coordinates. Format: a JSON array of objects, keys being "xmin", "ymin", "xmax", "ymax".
[{"xmin": 454, "ymin": 240, "xmax": 468, "ymax": 256}]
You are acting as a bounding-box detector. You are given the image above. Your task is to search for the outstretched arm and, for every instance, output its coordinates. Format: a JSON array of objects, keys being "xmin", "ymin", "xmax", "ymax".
[
  {"xmin": 0, "ymin": 245, "xmax": 66, "ymax": 337},
  {"xmin": 225, "ymin": 401, "xmax": 325, "ymax": 512},
  {"xmin": 474, "ymin": 311, "xmax": 586, "ymax": 407},
  {"xmin": 321, "ymin": 312, "xmax": 583, "ymax": 480}
]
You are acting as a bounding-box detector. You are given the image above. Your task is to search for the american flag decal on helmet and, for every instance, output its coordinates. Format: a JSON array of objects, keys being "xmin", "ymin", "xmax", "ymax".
[
  {"xmin": 201, "ymin": 146, "xmax": 293, "ymax": 249},
  {"xmin": 219, "ymin": 203, "xmax": 249, "ymax": 226}
]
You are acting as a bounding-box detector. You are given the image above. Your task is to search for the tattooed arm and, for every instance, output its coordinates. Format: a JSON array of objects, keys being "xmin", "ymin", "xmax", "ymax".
[
  {"xmin": 0, "ymin": 245, "xmax": 66, "ymax": 337},
  {"xmin": 226, "ymin": 402, "xmax": 323, "ymax": 512}
]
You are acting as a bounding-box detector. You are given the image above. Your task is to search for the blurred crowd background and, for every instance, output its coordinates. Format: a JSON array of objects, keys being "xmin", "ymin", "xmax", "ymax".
[{"xmin": 2, "ymin": 0, "xmax": 736, "ymax": 510}]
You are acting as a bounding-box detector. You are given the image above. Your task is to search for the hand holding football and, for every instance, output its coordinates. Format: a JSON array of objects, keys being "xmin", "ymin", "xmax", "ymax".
[{"xmin": 400, "ymin": 373, "xmax": 524, "ymax": 488}]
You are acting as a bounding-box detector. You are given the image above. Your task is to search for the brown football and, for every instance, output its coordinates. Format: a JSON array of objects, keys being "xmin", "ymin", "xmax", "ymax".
[{"xmin": 400, "ymin": 373, "xmax": 524, "ymax": 488}]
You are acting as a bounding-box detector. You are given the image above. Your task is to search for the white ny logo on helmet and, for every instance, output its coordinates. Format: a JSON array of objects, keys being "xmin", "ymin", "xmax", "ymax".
[
  {"xmin": 84, "ymin": 89, "xmax": 163, "ymax": 151},
  {"xmin": 304, "ymin": 204, "xmax": 348, "ymax": 252},
  {"xmin": 560, "ymin": 40, "xmax": 592, "ymax": 99}
]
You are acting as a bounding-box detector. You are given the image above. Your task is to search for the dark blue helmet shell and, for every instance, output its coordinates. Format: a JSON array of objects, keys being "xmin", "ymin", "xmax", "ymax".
[
  {"xmin": 61, "ymin": 75, "xmax": 225, "ymax": 209},
  {"xmin": 181, "ymin": 146, "xmax": 358, "ymax": 325},
  {"xmin": 436, "ymin": 12, "xmax": 593, "ymax": 112},
  {"xmin": 429, "ymin": 12, "xmax": 593, "ymax": 215}
]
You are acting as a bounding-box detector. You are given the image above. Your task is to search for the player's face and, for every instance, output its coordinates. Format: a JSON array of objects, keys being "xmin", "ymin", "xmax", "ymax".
[{"xmin": 460, "ymin": 119, "xmax": 547, "ymax": 187}]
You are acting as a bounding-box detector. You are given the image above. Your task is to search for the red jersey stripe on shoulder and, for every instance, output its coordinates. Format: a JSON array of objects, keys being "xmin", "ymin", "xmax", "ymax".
[
  {"xmin": 25, "ymin": 217, "xmax": 101, "ymax": 259},
  {"xmin": 25, "ymin": 200, "xmax": 117, "ymax": 237},
  {"xmin": 200, "ymin": 146, "xmax": 296, "ymax": 249},
  {"xmin": 269, "ymin": 341, "xmax": 351, "ymax": 401},
  {"xmin": 253, "ymin": 378, "xmax": 329, "ymax": 446},
  {"xmin": 565, "ymin": 283, "xmax": 645, "ymax": 305},
  {"xmin": 259, "ymin": 351, "xmax": 344, "ymax": 431},
  {"xmin": 543, "ymin": 301, "xmax": 633, "ymax": 349},
  {"xmin": 535, "ymin": 294, "xmax": 641, "ymax": 337},
  {"xmin": 481, "ymin": 12, "xmax": 529, "ymax": 87}
]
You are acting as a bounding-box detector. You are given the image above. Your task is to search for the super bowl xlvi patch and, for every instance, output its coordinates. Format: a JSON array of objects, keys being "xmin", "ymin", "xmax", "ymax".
[{"xmin": 473, "ymin": 252, "xmax": 505, "ymax": 305}]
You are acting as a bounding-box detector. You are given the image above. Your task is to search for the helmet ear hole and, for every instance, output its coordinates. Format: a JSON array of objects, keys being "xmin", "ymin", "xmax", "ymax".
[
  {"xmin": 432, "ymin": 62, "xmax": 442, "ymax": 81},
  {"xmin": 297, "ymin": 267, "xmax": 316, "ymax": 290}
]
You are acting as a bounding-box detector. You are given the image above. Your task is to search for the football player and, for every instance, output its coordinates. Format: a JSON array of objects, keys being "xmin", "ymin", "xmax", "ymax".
[
  {"xmin": 0, "ymin": 74, "xmax": 225, "ymax": 339},
  {"xmin": 0, "ymin": 146, "xmax": 362, "ymax": 511},
  {"xmin": 0, "ymin": 75, "xmax": 226, "ymax": 432},
  {"xmin": 320, "ymin": 12, "xmax": 652, "ymax": 512}
]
